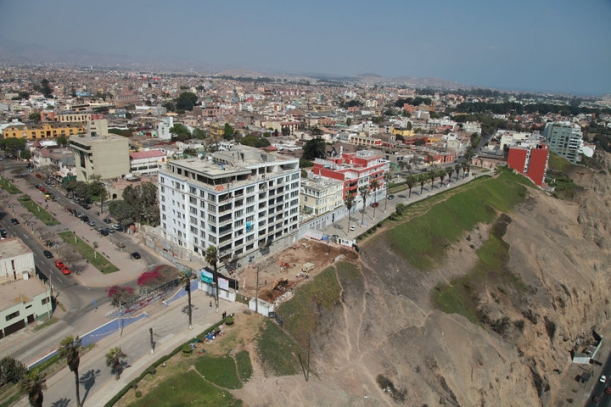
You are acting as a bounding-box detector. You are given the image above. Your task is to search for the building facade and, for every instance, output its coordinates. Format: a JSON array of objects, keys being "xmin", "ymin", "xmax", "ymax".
[
  {"xmin": 69, "ymin": 134, "xmax": 130, "ymax": 181},
  {"xmin": 300, "ymin": 175, "xmax": 344, "ymax": 216},
  {"xmin": 129, "ymin": 150, "xmax": 167, "ymax": 176},
  {"xmin": 158, "ymin": 145, "xmax": 301, "ymax": 263},
  {"xmin": 2, "ymin": 122, "xmax": 85, "ymax": 140},
  {"xmin": 542, "ymin": 122, "xmax": 583, "ymax": 164}
]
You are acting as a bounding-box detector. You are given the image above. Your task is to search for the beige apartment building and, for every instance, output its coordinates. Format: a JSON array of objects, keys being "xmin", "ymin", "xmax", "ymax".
[
  {"xmin": 69, "ymin": 134, "xmax": 130, "ymax": 181},
  {"xmin": 300, "ymin": 175, "xmax": 344, "ymax": 216}
]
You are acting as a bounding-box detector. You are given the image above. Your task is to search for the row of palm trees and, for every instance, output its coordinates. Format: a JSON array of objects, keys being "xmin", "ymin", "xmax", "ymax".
[
  {"xmin": 343, "ymin": 162, "xmax": 471, "ymax": 232},
  {"xmin": 20, "ymin": 335, "xmax": 128, "ymax": 407}
]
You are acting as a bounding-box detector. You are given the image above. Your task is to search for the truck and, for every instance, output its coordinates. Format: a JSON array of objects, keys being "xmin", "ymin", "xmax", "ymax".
[{"xmin": 302, "ymin": 262, "xmax": 315, "ymax": 273}]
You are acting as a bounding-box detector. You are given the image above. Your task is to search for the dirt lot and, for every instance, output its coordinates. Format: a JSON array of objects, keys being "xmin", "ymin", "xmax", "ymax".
[{"xmin": 236, "ymin": 240, "xmax": 358, "ymax": 303}]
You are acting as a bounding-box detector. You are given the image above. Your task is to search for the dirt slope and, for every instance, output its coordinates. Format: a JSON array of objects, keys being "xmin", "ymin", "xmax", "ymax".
[{"xmin": 236, "ymin": 154, "xmax": 611, "ymax": 407}]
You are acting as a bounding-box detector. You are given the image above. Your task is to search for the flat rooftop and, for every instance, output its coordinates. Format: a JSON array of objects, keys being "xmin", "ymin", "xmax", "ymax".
[
  {"xmin": 0, "ymin": 278, "xmax": 49, "ymax": 310},
  {"xmin": 0, "ymin": 238, "xmax": 33, "ymax": 259}
]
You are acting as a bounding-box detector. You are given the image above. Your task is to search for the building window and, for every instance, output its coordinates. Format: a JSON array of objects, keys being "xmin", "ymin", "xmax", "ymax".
[{"xmin": 6, "ymin": 310, "xmax": 20, "ymax": 321}]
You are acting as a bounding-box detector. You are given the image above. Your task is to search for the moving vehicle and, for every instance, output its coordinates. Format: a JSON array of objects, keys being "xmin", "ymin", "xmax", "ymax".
[
  {"xmin": 61, "ymin": 267, "xmax": 71, "ymax": 275},
  {"xmin": 43, "ymin": 250, "xmax": 53, "ymax": 259},
  {"xmin": 10, "ymin": 219, "xmax": 19, "ymax": 225},
  {"xmin": 387, "ymin": 195, "xmax": 395, "ymax": 200},
  {"xmin": 103, "ymin": 218, "xmax": 112, "ymax": 224},
  {"xmin": 131, "ymin": 252, "xmax": 141, "ymax": 260},
  {"xmin": 55, "ymin": 260, "xmax": 65, "ymax": 269},
  {"xmin": 600, "ymin": 375, "xmax": 607, "ymax": 383}
]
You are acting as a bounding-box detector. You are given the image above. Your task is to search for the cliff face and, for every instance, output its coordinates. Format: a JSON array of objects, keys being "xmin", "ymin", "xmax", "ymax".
[{"xmin": 239, "ymin": 156, "xmax": 611, "ymax": 407}]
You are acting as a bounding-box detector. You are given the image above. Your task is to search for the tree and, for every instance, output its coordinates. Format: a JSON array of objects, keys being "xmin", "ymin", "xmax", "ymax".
[
  {"xmin": 406, "ymin": 175, "xmax": 415, "ymax": 198},
  {"xmin": 439, "ymin": 169, "xmax": 446, "ymax": 187},
  {"xmin": 56, "ymin": 134, "xmax": 68, "ymax": 146},
  {"xmin": 183, "ymin": 148, "xmax": 198, "ymax": 157},
  {"xmin": 0, "ymin": 137, "xmax": 26, "ymax": 156},
  {"xmin": 107, "ymin": 285, "xmax": 134, "ymax": 308},
  {"xmin": 463, "ymin": 162, "xmax": 470, "ymax": 178},
  {"xmin": 0, "ymin": 356, "xmax": 26, "ymax": 386},
  {"xmin": 419, "ymin": 173, "xmax": 427, "ymax": 194},
  {"xmin": 59, "ymin": 336, "xmax": 82, "ymax": 407},
  {"xmin": 346, "ymin": 118, "xmax": 352, "ymax": 126},
  {"xmin": 358, "ymin": 185, "xmax": 369, "ymax": 225},
  {"xmin": 180, "ymin": 270, "xmax": 194, "ymax": 328},
  {"xmin": 429, "ymin": 170, "xmax": 436, "ymax": 190},
  {"xmin": 170, "ymin": 124, "xmax": 191, "ymax": 141},
  {"xmin": 281, "ymin": 127, "xmax": 290, "ymax": 136},
  {"xmin": 40, "ymin": 79, "xmax": 53, "ymax": 98},
  {"xmin": 383, "ymin": 172, "xmax": 392, "ymax": 212},
  {"xmin": 370, "ymin": 179, "xmax": 380, "ymax": 217},
  {"xmin": 302, "ymin": 137, "xmax": 326, "ymax": 160},
  {"xmin": 105, "ymin": 347, "xmax": 127, "ymax": 380},
  {"xmin": 29, "ymin": 113, "xmax": 41, "ymax": 123},
  {"xmin": 344, "ymin": 192, "xmax": 355, "ymax": 233},
  {"xmin": 205, "ymin": 246, "xmax": 219, "ymax": 311},
  {"xmin": 192, "ymin": 128, "xmax": 207, "ymax": 140},
  {"xmin": 454, "ymin": 163, "xmax": 461, "ymax": 180},
  {"xmin": 21, "ymin": 371, "xmax": 46, "ymax": 407},
  {"xmin": 223, "ymin": 123, "xmax": 235, "ymax": 140},
  {"xmin": 20, "ymin": 150, "xmax": 32, "ymax": 160},
  {"xmin": 175, "ymin": 92, "xmax": 198, "ymax": 111}
]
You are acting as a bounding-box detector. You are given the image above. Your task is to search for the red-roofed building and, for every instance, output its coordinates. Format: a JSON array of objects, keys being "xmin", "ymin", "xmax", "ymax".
[
  {"xmin": 507, "ymin": 143, "xmax": 548, "ymax": 186},
  {"xmin": 311, "ymin": 150, "xmax": 390, "ymax": 203},
  {"xmin": 129, "ymin": 150, "xmax": 167, "ymax": 176}
]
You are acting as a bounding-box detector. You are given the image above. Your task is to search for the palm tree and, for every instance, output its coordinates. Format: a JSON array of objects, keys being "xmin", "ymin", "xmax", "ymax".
[
  {"xmin": 418, "ymin": 173, "xmax": 427, "ymax": 195},
  {"xmin": 179, "ymin": 270, "xmax": 194, "ymax": 329},
  {"xmin": 439, "ymin": 170, "xmax": 446, "ymax": 187},
  {"xmin": 383, "ymin": 172, "xmax": 392, "ymax": 212},
  {"xmin": 204, "ymin": 246, "xmax": 219, "ymax": 312},
  {"xmin": 462, "ymin": 162, "xmax": 470, "ymax": 179},
  {"xmin": 344, "ymin": 192, "xmax": 355, "ymax": 233},
  {"xmin": 454, "ymin": 163, "xmax": 461, "ymax": 180},
  {"xmin": 59, "ymin": 335, "xmax": 81, "ymax": 407},
  {"xmin": 405, "ymin": 175, "xmax": 415, "ymax": 198},
  {"xmin": 20, "ymin": 372, "xmax": 46, "ymax": 407},
  {"xmin": 370, "ymin": 179, "xmax": 380, "ymax": 217},
  {"xmin": 358, "ymin": 185, "xmax": 369, "ymax": 225},
  {"xmin": 429, "ymin": 170, "xmax": 436, "ymax": 190},
  {"xmin": 105, "ymin": 347, "xmax": 127, "ymax": 380}
]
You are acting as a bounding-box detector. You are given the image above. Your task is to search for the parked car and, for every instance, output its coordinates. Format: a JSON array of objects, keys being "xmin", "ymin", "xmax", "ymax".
[
  {"xmin": 349, "ymin": 225, "xmax": 356, "ymax": 231},
  {"xmin": 103, "ymin": 218, "xmax": 112, "ymax": 224},
  {"xmin": 371, "ymin": 202, "xmax": 379, "ymax": 208},
  {"xmin": 88, "ymin": 220, "xmax": 95, "ymax": 227},
  {"xmin": 54, "ymin": 260, "xmax": 65, "ymax": 269},
  {"xmin": 131, "ymin": 252, "xmax": 141, "ymax": 260},
  {"xmin": 81, "ymin": 204, "xmax": 91, "ymax": 210},
  {"xmin": 387, "ymin": 195, "xmax": 395, "ymax": 200},
  {"xmin": 605, "ymin": 386, "xmax": 611, "ymax": 395},
  {"xmin": 10, "ymin": 218, "xmax": 19, "ymax": 225},
  {"xmin": 61, "ymin": 267, "xmax": 71, "ymax": 275},
  {"xmin": 38, "ymin": 186, "xmax": 46, "ymax": 192},
  {"xmin": 43, "ymin": 250, "xmax": 53, "ymax": 259},
  {"xmin": 100, "ymin": 229, "xmax": 109, "ymax": 236},
  {"xmin": 600, "ymin": 375, "xmax": 607, "ymax": 383},
  {"xmin": 82, "ymin": 216, "xmax": 89, "ymax": 223},
  {"xmin": 35, "ymin": 173, "xmax": 42, "ymax": 178}
]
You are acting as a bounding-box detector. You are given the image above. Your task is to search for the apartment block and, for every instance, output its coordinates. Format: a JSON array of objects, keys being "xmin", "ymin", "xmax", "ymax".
[
  {"xmin": 542, "ymin": 122, "xmax": 583, "ymax": 164},
  {"xmin": 158, "ymin": 145, "xmax": 301, "ymax": 263},
  {"xmin": 300, "ymin": 175, "xmax": 344, "ymax": 216},
  {"xmin": 69, "ymin": 134, "xmax": 130, "ymax": 181},
  {"xmin": 507, "ymin": 143, "xmax": 549, "ymax": 186}
]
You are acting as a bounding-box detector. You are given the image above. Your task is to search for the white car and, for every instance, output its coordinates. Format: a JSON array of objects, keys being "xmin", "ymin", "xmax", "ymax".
[
  {"xmin": 349, "ymin": 225, "xmax": 356, "ymax": 231},
  {"xmin": 600, "ymin": 375, "xmax": 607, "ymax": 383}
]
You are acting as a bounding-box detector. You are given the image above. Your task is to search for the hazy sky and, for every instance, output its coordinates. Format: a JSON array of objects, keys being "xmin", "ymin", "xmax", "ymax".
[{"xmin": 1, "ymin": 0, "xmax": 610, "ymax": 95}]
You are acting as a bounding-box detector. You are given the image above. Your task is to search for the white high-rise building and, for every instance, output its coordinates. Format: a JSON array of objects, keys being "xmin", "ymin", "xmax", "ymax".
[
  {"xmin": 542, "ymin": 122, "xmax": 583, "ymax": 164},
  {"xmin": 158, "ymin": 145, "xmax": 301, "ymax": 263}
]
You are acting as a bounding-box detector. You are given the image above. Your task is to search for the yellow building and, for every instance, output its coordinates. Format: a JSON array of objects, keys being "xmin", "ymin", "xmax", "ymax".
[
  {"xmin": 2, "ymin": 123, "xmax": 85, "ymax": 140},
  {"xmin": 391, "ymin": 127, "xmax": 415, "ymax": 137},
  {"xmin": 300, "ymin": 175, "xmax": 344, "ymax": 216}
]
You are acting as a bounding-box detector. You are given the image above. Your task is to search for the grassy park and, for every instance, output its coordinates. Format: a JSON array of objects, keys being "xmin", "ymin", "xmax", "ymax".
[
  {"xmin": 58, "ymin": 231, "xmax": 119, "ymax": 273},
  {"xmin": 17, "ymin": 195, "xmax": 60, "ymax": 226},
  {"xmin": 0, "ymin": 177, "xmax": 21, "ymax": 194}
]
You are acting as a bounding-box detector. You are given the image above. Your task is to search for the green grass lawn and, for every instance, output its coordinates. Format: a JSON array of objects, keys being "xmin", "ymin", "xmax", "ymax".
[
  {"xmin": 385, "ymin": 170, "xmax": 526, "ymax": 270},
  {"xmin": 235, "ymin": 350, "xmax": 253, "ymax": 383},
  {"xmin": 128, "ymin": 370, "xmax": 242, "ymax": 407},
  {"xmin": 279, "ymin": 266, "xmax": 341, "ymax": 347},
  {"xmin": 0, "ymin": 177, "xmax": 21, "ymax": 194},
  {"xmin": 257, "ymin": 319, "xmax": 301, "ymax": 377},
  {"xmin": 17, "ymin": 195, "xmax": 60, "ymax": 226},
  {"xmin": 57, "ymin": 231, "xmax": 119, "ymax": 273},
  {"xmin": 194, "ymin": 355, "xmax": 242, "ymax": 389},
  {"xmin": 548, "ymin": 151, "xmax": 575, "ymax": 173}
]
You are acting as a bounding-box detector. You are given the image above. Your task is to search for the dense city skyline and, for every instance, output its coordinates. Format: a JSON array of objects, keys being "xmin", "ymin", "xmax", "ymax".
[{"xmin": 0, "ymin": 0, "xmax": 610, "ymax": 95}]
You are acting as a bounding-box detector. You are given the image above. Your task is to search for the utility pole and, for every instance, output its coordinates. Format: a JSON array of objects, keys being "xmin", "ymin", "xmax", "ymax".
[
  {"xmin": 47, "ymin": 273, "xmax": 53, "ymax": 321},
  {"xmin": 255, "ymin": 265, "xmax": 259, "ymax": 315}
]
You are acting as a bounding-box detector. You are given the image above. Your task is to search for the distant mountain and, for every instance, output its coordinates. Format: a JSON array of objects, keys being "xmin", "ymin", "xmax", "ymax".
[{"xmin": 356, "ymin": 72, "xmax": 382, "ymax": 78}]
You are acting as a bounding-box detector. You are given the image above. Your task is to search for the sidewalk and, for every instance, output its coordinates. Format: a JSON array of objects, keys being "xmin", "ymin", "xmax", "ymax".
[{"xmin": 13, "ymin": 290, "xmax": 245, "ymax": 407}]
